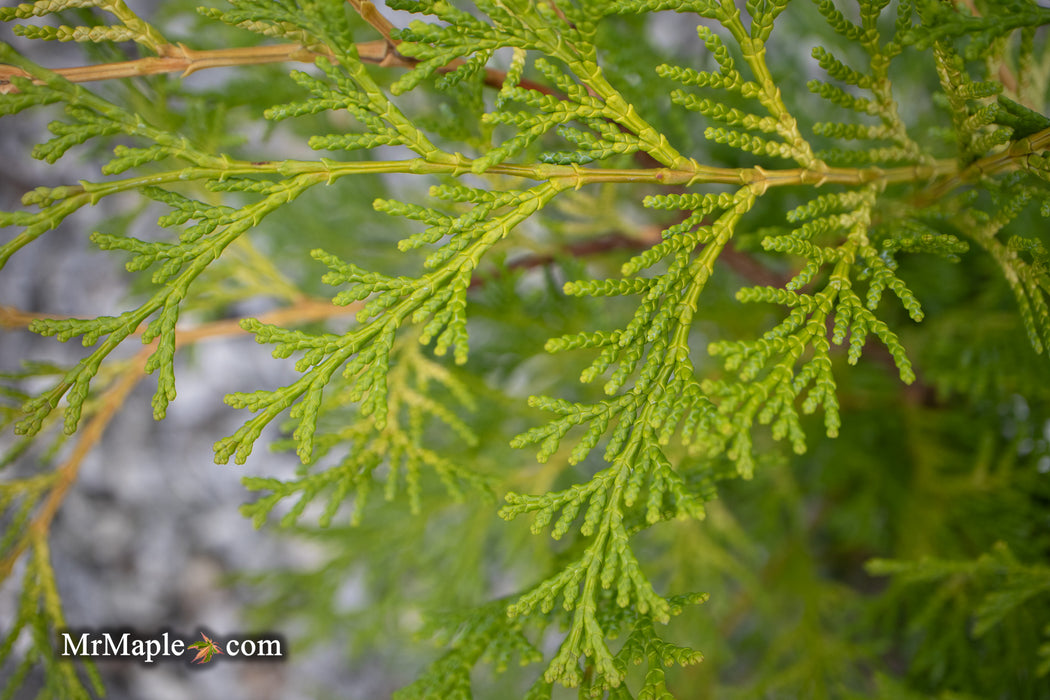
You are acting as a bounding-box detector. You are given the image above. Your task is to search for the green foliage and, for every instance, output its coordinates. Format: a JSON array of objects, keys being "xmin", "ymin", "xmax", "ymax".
[
  {"xmin": 868, "ymin": 541, "xmax": 1050, "ymax": 691},
  {"xmin": 0, "ymin": 537, "xmax": 105, "ymax": 700},
  {"xmin": 2, "ymin": 0, "xmax": 1050, "ymax": 698}
]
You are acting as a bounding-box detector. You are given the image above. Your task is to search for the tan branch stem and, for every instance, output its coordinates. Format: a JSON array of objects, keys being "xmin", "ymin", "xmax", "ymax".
[
  {"xmin": 0, "ymin": 355, "xmax": 145, "ymax": 582},
  {"xmin": 0, "ymin": 297, "xmax": 357, "ymax": 338},
  {"xmin": 29, "ymin": 357, "xmax": 144, "ymax": 537},
  {"xmin": 347, "ymin": 0, "xmax": 399, "ymax": 49},
  {"xmin": 914, "ymin": 126, "xmax": 1050, "ymax": 206},
  {"xmin": 0, "ymin": 295, "xmax": 363, "ymax": 582},
  {"xmin": 0, "ymin": 39, "xmax": 555, "ymax": 96},
  {"xmin": 1, "ymin": 42, "xmax": 367, "ymax": 93}
]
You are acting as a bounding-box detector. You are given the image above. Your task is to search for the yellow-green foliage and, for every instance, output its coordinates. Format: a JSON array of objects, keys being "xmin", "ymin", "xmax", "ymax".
[{"xmin": 2, "ymin": 0, "xmax": 1050, "ymax": 697}]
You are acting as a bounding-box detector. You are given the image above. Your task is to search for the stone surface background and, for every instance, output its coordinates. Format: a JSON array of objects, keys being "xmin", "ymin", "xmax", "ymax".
[{"xmin": 0, "ymin": 12, "xmax": 370, "ymax": 699}]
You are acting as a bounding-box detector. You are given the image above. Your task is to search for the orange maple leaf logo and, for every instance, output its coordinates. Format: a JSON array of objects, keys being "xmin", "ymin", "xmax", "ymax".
[{"xmin": 187, "ymin": 632, "xmax": 224, "ymax": 664}]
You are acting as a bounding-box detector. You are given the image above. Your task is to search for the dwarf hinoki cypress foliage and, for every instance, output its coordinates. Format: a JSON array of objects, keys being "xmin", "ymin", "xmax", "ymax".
[{"xmin": 2, "ymin": 0, "xmax": 1050, "ymax": 697}]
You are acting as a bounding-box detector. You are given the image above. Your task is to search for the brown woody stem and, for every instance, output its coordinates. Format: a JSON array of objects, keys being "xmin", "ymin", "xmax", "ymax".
[{"xmin": 0, "ymin": 39, "xmax": 555, "ymax": 95}]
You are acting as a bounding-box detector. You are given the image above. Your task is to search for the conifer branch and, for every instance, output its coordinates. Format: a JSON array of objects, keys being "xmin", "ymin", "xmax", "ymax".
[
  {"xmin": 0, "ymin": 352, "xmax": 144, "ymax": 583},
  {"xmin": 0, "ymin": 39, "xmax": 556, "ymax": 96},
  {"xmin": 4, "ymin": 1, "xmax": 1050, "ymax": 696},
  {"xmin": 0, "ymin": 43, "xmax": 320, "ymax": 93},
  {"xmin": 0, "ymin": 296, "xmax": 360, "ymax": 582},
  {"xmin": 346, "ymin": 0, "xmax": 398, "ymax": 50},
  {"xmin": 1, "ymin": 297, "xmax": 356, "ymax": 340},
  {"xmin": 916, "ymin": 125, "xmax": 1050, "ymax": 205}
]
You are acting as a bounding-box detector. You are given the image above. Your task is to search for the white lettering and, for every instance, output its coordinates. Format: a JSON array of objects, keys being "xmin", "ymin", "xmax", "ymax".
[
  {"xmin": 61, "ymin": 632, "xmax": 88, "ymax": 656},
  {"xmin": 104, "ymin": 633, "xmax": 129, "ymax": 656},
  {"xmin": 56, "ymin": 630, "xmax": 281, "ymax": 662},
  {"xmin": 144, "ymin": 638, "xmax": 161, "ymax": 663},
  {"xmin": 255, "ymin": 638, "xmax": 282, "ymax": 657},
  {"xmin": 226, "ymin": 637, "xmax": 283, "ymax": 657}
]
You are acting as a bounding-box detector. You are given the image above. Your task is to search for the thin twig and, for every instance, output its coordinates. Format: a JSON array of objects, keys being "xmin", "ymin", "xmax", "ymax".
[
  {"xmin": 469, "ymin": 227, "xmax": 663, "ymax": 289},
  {"xmin": 0, "ymin": 296, "xmax": 362, "ymax": 581},
  {"xmin": 2, "ymin": 41, "xmax": 371, "ymax": 94},
  {"xmin": 0, "ymin": 296, "xmax": 357, "ymax": 337},
  {"xmin": 347, "ymin": 0, "xmax": 399, "ymax": 49},
  {"xmin": 0, "ymin": 39, "xmax": 556, "ymax": 96},
  {"xmin": 0, "ymin": 354, "xmax": 145, "ymax": 582},
  {"xmin": 0, "ymin": 0, "xmax": 558, "ymax": 95}
]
